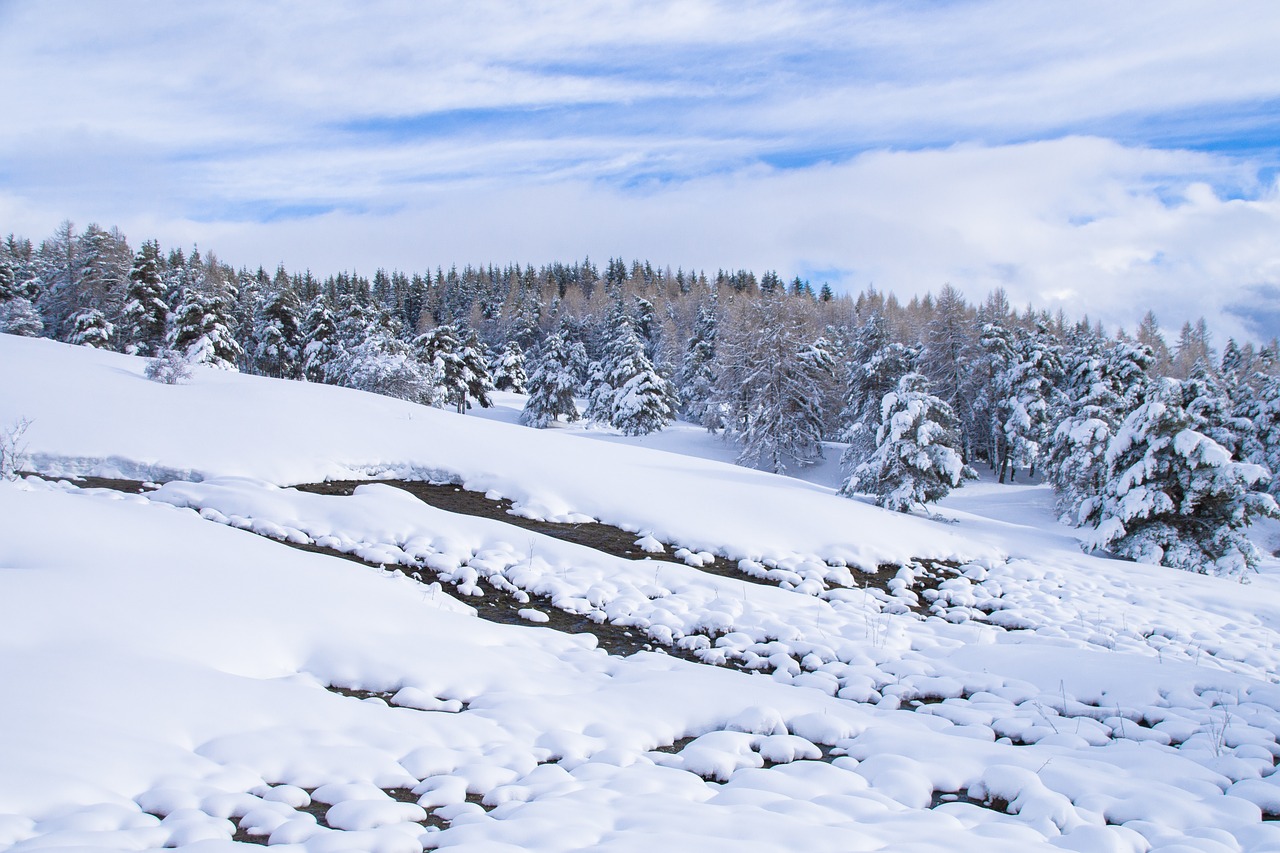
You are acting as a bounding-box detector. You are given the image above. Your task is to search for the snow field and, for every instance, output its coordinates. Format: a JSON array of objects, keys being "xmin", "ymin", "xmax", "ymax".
[{"xmin": 6, "ymin": 335, "xmax": 1280, "ymax": 850}]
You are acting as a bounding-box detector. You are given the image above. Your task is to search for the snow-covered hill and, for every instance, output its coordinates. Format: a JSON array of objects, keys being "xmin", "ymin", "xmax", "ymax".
[{"xmin": 4, "ymin": 333, "xmax": 1280, "ymax": 852}]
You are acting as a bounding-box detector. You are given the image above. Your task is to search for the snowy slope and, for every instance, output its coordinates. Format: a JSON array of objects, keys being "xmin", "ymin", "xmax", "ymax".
[
  {"xmin": 5, "ymin": 334, "xmax": 1280, "ymax": 852},
  {"xmin": 0, "ymin": 334, "xmax": 994, "ymax": 571}
]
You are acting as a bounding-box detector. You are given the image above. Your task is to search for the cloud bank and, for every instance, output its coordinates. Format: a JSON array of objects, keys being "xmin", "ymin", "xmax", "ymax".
[{"xmin": 2, "ymin": 0, "xmax": 1279, "ymax": 342}]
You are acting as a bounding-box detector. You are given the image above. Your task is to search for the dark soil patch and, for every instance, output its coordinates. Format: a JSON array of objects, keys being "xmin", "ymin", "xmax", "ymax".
[
  {"xmin": 22, "ymin": 472, "xmax": 157, "ymax": 493},
  {"xmin": 293, "ymin": 478, "xmax": 762, "ymax": 584},
  {"xmin": 930, "ymin": 790, "xmax": 1011, "ymax": 814},
  {"xmin": 291, "ymin": 478, "xmax": 952, "ymax": 609}
]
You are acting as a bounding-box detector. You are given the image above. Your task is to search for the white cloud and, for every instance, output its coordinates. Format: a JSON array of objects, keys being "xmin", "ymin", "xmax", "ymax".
[{"xmin": 3, "ymin": 2, "xmax": 1280, "ymax": 342}]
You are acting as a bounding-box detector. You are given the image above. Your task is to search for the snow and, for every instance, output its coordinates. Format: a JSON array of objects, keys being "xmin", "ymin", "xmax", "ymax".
[{"xmin": 5, "ymin": 334, "xmax": 1280, "ymax": 851}]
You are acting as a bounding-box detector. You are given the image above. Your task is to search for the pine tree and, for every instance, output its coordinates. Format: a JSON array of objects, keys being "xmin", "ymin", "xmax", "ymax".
[
  {"xmin": 1085, "ymin": 378, "xmax": 1278, "ymax": 576},
  {"xmin": 844, "ymin": 372, "xmax": 975, "ymax": 511},
  {"xmin": 677, "ymin": 300, "xmax": 720, "ymax": 430},
  {"xmin": 607, "ymin": 329, "xmax": 677, "ymax": 435},
  {"xmin": 521, "ymin": 332, "xmax": 581, "ymax": 428},
  {"xmin": 1240, "ymin": 371, "xmax": 1280, "ymax": 497},
  {"xmin": 0, "ymin": 298, "xmax": 43, "ymax": 336},
  {"xmin": 986, "ymin": 322, "xmax": 1063, "ymax": 482},
  {"xmin": 120, "ymin": 240, "xmax": 169, "ymax": 356},
  {"xmin": 169, "ymin": 287, "xmax": 242, "ymax": 370},
  {"xmin": 252, "ymin": 285, "xmax": 303, "ymax": 379},
  {"xmin": 67, "ymin": 307, "xmax": 113, "ymax": 348},
  {"xmin": 414, "ymin": 324, "xmax": 493, "ymax": 413},
  {"xmin": 300, "ymin": 297, "xmax": 340, "ymax": 383},
  {"xmin": 491, "ymin": 340, "xmax": 528, "ymax": 393},
  {"xmin": 1046, "ymin": 340, "xmax": 1152, "ymax": 525},
  {"xmin": 839, "ymin": 315, "xmax": 918, "ymax": 474},
  {"xmin": 1182, "ymin": 360, "xmax": 1249, "ymax": 459}
]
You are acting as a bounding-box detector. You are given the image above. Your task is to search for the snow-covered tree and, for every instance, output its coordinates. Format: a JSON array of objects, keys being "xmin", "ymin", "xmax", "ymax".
[
  {"xmin": 120, "ymin": 240, "xmax": 169, "ymax": 356},
  {"xmin": 1085, "ymin": 378, "xmax": 1278, "ymax": 577},
  {"xmin": 415, "ymin": 323, "xmax": 494, "ymax": 413},
  {"xmin": 1182, "ymin": 360, "xmax": 1249, "ymax": 459},
  {"xmin": 331, "ymin": 322, "xmax": 440, "ymax": 405},
  {"xmin": 67, "ymin": 307, "xmax": 113, "ymax": 348},
  {"xmin": 840, "ymin": 315, "xmax": 918, "ymax": 474},
  {"xmin": 300, "ymin": 297, "xmax": 340, "ymax": 383},
  {"xmin": 721, "ymin": 299, "xmax": 835, "ymax": 473},
  {"xmin": 585, "ymin": 305, "xmax": 676, "ymax": 434},
  {"xmin": 844, "ymin": 372, "xmax": 975, "ymax": 512},
  {"xmin": 521, "ymin": 332, "xmax": 581, "ymax": 428},
  {"xmin": 252, "ymin": 285, "xmax": 303, "ymax": 379},
  {"xmin": 1240, "ymin": 371, "xmax": 1280, "ymax": 497},
  {"xmin": 0, "ymin": 298, "xmax": 44, "ymax": 336},
  {"xmin": 608, "ymin": 331, "xmax": 678, "ymax": 435},
  {"xmin": 491, "ymin": 340, "xmax": 527, "ymax": 393},
  {"xmin": 676, "ymin": 300, "xmax": 719, "ymax": 430},
  {"xmin": 169, "ymin": 287, "xmax": 242, "ymax": 371},
  {"xmin": 1046, "ymin": 340, "xmax": 1152, "ymax": 525}
]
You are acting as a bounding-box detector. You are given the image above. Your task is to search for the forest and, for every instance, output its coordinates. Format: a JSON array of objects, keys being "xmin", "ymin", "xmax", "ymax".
[{"xmin": 2, "ymin": 221, "xmax": 1278, "ymax": 577}]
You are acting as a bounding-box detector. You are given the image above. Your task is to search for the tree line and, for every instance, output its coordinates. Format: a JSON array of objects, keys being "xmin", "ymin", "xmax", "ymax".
[{"xmin": 2, "ymin": 221, "xmax": 1278, "ymax": 577}]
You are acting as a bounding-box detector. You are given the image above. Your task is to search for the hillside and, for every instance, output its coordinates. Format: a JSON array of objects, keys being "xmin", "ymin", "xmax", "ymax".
[{"xmin": 4, "ymin": 333, "xmax": 1280, "ymax": 852}]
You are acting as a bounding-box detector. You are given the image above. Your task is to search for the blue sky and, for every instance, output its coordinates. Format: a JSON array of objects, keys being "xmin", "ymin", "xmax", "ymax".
[{"xmin": 2, "ymin": 0, "xmax": 1279, "ymax": 342}]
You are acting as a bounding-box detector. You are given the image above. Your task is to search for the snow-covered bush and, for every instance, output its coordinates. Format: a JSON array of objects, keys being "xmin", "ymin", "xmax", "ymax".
[
  {"xmin": 145, "ymin": 348, "xmax": 194, "ymax": 385},
  {"xmin": 0, "ymin": 417, "xmax": 31, "ymax": 480}
]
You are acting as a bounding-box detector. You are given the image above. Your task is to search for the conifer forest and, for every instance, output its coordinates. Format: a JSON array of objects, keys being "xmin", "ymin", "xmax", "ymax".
[{"xmin": 3, "ymin": 220, "xmax": 1278, "ymax": 577}]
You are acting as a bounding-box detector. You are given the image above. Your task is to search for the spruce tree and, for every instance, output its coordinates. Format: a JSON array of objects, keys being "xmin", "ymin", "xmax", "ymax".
[
  {"xmin": 844, "ymin": 372, "xmax": 975, "ymax": 512},
  {"xmin": 1085, "ymin": 378, "xmax": 1278, "ymax": 576},
  {"xmin": 252, "ymin": 286, "xmax": 303, "ymax": 379},
  {"xmin": 677, "ymin": 301, "xmax": 719, "ymax": 430},
  {"xmin": 67, "ymin": 307, "xmax": 113, "ymax": 348},
  {"xmin": 300, "ymin": 297, "xmax": 340, "ymax": 383},
  {"xmin": 521, "ymin": 332, "xmax": 581, "ymax": 428},
  {"xmin": 121, "ymin": 240, "xmax": 169, "ymax": 356},
  {"xmin": 491, "ymin": 340, "xmax": 528, "ymax": 393},
  {"xmin": 169, "ymin": 287, "xmax": 242, "ymax": 370},
  {"xmin": 0, "ymin": 298, "xmax": 44, "ymax": 336}
]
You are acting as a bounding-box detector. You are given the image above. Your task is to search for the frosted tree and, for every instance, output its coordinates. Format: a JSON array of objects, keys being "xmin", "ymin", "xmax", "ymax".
[
  {"xmin": 252, "ymin": 285, "xmax": 303, "ymax": 379},
  {"xmin": 721, "ymin": 299, "xmax": 835, "ymax": 473},
  {"xmin": 120, "ymin": 240, "xmax": 169, "ymax": 356},
  {"xmin": 521, "ymin": 332, "xmax": 581, "ymax": 428},
  {"xmin": 839, "ymin": 315, "xmax": 918, "ymax": 474},
  {"xmin": 491, "ymin": 340, "xmax": 527, "ymax": 393},
  {"xmin": 415, "ymin": 323, "xmax": 493, "ymax": 413},
  {"xmin": 676, "ymin": 301, "xmax": 719, "ymax": 430},
  {"xmin": 1240, "ymin": 371, "xmax": 1280, "ymax": 497},
  {"xmin": 1182, "ymin": 360, "xmax": 1249, "ymax": 459},
  {"xmin": 457, "ymin": 328, "xmax": 495, "ymax": 411},
  {"xmin": 1046, "ymin": 340, "xmax": 1152, "ymax": 525},
  {"xmin": 67, "ymin": 307, "xmax": 113, "ymax": 348},
  {"xmin": 844, "ymin": 372, "xmax": 975, "ymax": 512},
  {"xmin": 169, "ymin": 286, "xmax": 242, "ymax": 371},
  {"xmin": 0, "ymin": 298, "xmax": 44, "ymax": 336},
  {"xmin": 986, "ymin": 322, "xmax": 1063, "ymax": 482},
  {"xmin": 606, "ymin": 328, "xmax": 677, "ymax": 435},
  {"xmin": 1085, "ymin": 378, "xmax": 1278, "ymax": 576},
  {"xmin": 300, "ymin": 297, "xmax": 340, "ymax": 383},
  {"xmin": 333, "ymin": 330, "xmax": 440, "ymax": 404}
]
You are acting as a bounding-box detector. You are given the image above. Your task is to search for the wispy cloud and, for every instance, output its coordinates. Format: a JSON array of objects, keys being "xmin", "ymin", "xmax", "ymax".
[{"xmin": 2, "ymin": 0, "xmax": 1279, "ymax": 340}]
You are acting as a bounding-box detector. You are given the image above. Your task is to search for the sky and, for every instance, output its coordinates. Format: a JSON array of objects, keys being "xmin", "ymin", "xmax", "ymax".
[{"xmin": 2, "ymin": 1, "xmax": 1280, "ymax": 343}]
